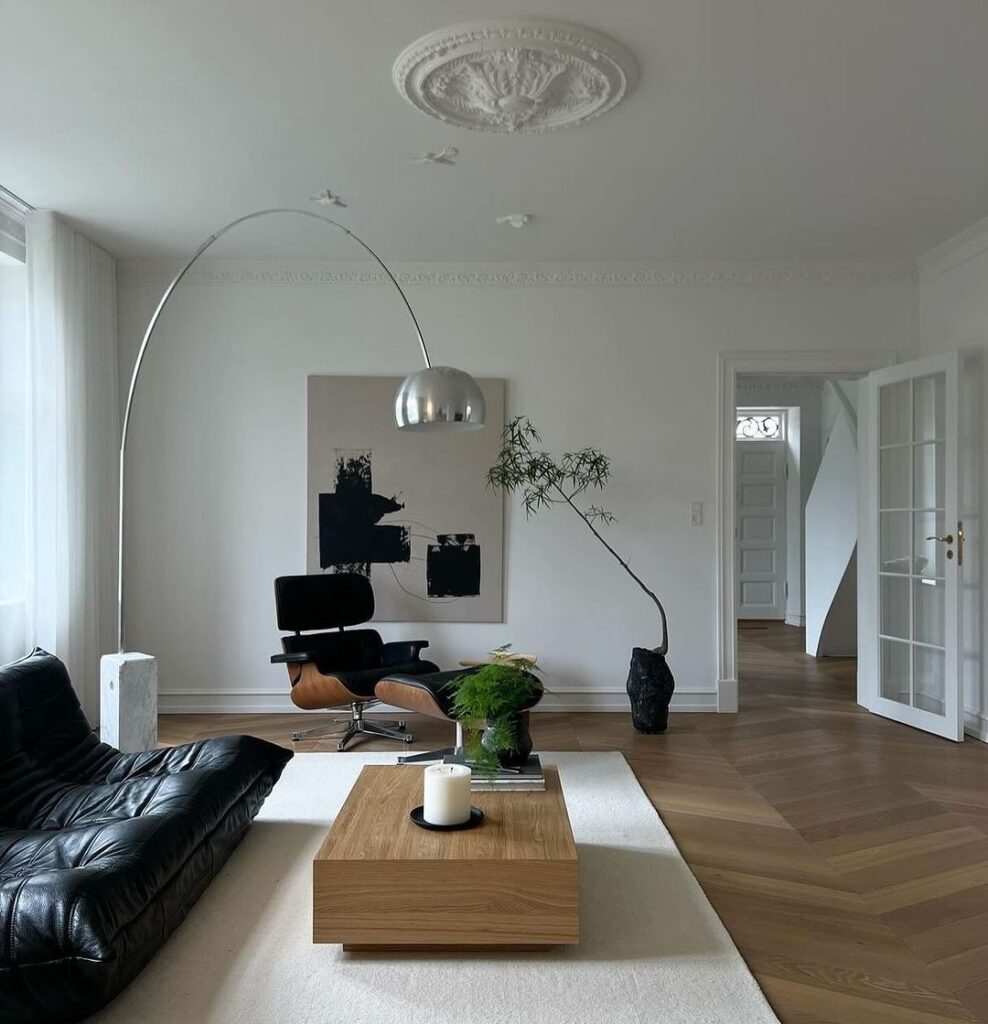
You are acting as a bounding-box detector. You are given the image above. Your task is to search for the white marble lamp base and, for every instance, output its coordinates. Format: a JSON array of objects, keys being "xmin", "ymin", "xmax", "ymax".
[{"xmin": 100, "ymin": 652, "xmax": 158, "ymax": 752}]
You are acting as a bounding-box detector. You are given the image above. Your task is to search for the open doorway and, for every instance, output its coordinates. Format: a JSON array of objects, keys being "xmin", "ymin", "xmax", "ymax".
[
  {"xmin": 717, "ymin": 352, "xmax": 897, "ymax": 713},
  {"xmin": 734, "ymin": 373, "xmax": 863, "ymax": 696}
]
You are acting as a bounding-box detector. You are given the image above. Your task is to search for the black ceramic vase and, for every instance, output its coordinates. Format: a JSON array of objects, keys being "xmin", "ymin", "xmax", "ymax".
[
  {"xmin": 482, "ymin": 711, "xmax": 533, "ymax": 768},
  {"xmin": 626, "ymin": 647, "xmax": 676, "ymax": 733}
]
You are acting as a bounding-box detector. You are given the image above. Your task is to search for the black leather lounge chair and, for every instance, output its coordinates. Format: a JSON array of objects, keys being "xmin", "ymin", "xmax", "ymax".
[
  {"xmin": 0, "ymin": 649, "xmax": 292, "ymax": 1024},
  {"xmin": 270, "ymin": 573, "xmax": 440, "ymax": 750}
]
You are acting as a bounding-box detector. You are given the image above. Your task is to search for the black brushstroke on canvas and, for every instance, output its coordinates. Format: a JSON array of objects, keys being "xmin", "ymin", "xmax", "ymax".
[
  {"xmin": 319, "ymin": 452, "xmax": 410, "ymax": 574},
  {"xmin": 426, "ymin": 534, "xmax": 481, "ymax": 597}
]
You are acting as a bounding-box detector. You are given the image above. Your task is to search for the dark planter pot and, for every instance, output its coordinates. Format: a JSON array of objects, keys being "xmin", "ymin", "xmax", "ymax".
[
  {"xmin": 626, "ymin": 648, "xmax": 676, "ymax": 733},
  {"xmin": 481, "ymin": 711, "xmax": 533, "ymax": 768}
]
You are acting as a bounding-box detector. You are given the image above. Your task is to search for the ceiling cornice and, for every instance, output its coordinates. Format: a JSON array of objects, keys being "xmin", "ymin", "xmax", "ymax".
[
  {"xmin": 118, "ymin": 260, "xmax": 915, "ymax": 289},
  {"xmin": 916, "ymin": 214, "xmax": 988, "ymax": 284}
]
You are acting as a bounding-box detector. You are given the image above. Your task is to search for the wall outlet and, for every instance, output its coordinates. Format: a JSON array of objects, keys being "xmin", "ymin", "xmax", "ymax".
[{"xmin": 690, "ymin": 501, "xmax": 703, "ymax": 526}]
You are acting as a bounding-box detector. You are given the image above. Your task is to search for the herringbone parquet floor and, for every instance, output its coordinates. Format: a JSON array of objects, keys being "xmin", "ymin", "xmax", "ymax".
[{"xmin": 160, "ymin": 622, "xmax": 988, "ymax": 1023}]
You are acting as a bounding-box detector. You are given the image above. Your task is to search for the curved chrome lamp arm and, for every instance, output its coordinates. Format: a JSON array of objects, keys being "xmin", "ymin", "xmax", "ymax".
[{"xmin": 115, "ymin": 207, "xmax": 434, "ymax": 653}]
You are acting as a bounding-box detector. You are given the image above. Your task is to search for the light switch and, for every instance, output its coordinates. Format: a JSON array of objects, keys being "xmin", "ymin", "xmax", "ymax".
[{"xmin": 690, "ymin": 501, "xmax": 703, "ymax": 526}]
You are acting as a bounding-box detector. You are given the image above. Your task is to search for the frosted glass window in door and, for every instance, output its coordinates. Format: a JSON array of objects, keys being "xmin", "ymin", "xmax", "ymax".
[
  {"xmin": 914, "ymin": 443, "xmax": 945, "ymax": 510},
  {"xmin": 913, "ymin": 578, "xmax": 945, "ymax": 647},
  {"xmin": 880, "ymin": 447, "xmax": 911, "ymax": 509},
  {"xmin": 880, "ymin": 512, "xmax": 911, "ymax": 573},
  {"xmin": 914, "ymin": 511, "xmax": 946, "ymax": 578},
  {"xmin": 880, "ymin": 380, "xmax": 911, "ymax": 445},
  {"xmin": 914, "ymin": 375, "xmax": 945, "ymax": 443},
  {"xmin": 913, "ymin": 646, "xmax": 946, "ymax": 715},
  {"xmin": 880, "ymin": 640, "xmax": 910, "ymax": 705},
  {"xmin": 880, "ymin": 575, "xmax": 910, "ymax": 640}
]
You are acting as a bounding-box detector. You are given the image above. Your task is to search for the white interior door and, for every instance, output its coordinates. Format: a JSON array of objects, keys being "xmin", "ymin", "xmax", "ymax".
[
  {"xmin": 861, "ymin": 352, "xmax": 963, "ymax": 740},
  {"xmin": 736, "ymin": 436, "xmax": 787, "ymax": 619}
]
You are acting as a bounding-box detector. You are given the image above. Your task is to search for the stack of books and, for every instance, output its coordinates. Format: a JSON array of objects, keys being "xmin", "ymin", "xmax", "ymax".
[{"xmin": 444, "ymin": 753, "xmax": 546, "ymax": 792}]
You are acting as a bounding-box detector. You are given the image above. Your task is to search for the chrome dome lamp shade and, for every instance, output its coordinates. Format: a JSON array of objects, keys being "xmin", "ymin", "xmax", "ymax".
[{"xmin": 395, "ymin": 365, "xmax": 486, "ymax": 431}]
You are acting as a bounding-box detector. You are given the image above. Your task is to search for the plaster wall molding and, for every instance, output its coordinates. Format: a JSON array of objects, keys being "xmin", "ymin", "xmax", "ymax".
[
  {"xmin": 917, "ymin": 213, "xmax": 988, "ymax": 283},
  {"xmin": 118, "ymin": 259, "xmax": 916, "ymax": 290},
  {"xmin": 737, "ymin": 376, "xmax": 826, "ymax": 392},
  {"xmin": 0, "ymin": 203, "xmax": 26, "ymax": 262}
]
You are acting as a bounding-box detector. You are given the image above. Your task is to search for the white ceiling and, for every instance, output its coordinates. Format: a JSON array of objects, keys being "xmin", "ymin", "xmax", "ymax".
[{"xmin": 3, "ymin": 0, "xmax": 987, "ymax": 263}]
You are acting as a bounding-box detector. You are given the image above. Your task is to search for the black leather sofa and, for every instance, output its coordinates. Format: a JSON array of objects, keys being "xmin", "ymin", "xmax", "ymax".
[{"xmin": 0, "ymin": 649, "xmax": 292, "ymax": 1023}]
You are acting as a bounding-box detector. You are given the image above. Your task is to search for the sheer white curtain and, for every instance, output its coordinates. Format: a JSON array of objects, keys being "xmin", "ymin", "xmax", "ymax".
[
  {"xmin": 0, "ymin": 257, "xmax": 28, "ymax": 666},
  {"xmin": 25, "ymin": 211, "xmax": 119, "ymax": 721}
]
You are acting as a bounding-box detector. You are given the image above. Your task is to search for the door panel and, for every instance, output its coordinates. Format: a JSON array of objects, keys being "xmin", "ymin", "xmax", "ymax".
[
  {"xmin": 736, "ymin": 438, "xmax": 787, "ymax": 619},
  {"xmin": 862, "ymin": 353, "xmax": 963, "ymax": 740}
]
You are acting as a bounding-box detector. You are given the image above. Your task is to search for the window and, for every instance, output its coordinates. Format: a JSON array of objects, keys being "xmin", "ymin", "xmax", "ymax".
[
  {"xmin": 0, "ymin": 204, "xmax": 27, "ymax": 664},
  {"xmin": 736, "ymin": 410, "xmax": 785, "ymax": 441}
]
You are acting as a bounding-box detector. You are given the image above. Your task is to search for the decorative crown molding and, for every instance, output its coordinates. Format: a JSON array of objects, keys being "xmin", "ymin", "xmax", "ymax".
[
  {"xmin": 117, "ymin": 260, "xmax": 916, "ymax": 290},
  {"xmin": 0, "ymin": 203, "xmax": 26, "ymax": 263},
  {"xmin": 393, "ymin": 19, "xmax": 638, "ymax": 134},
  {"xmin": 916, "ymin": 213, "xmax": 988, "ymax": 283},
  {"xmin": 737, "ymin": 376, "xmax": 825, "ymax": 392}
]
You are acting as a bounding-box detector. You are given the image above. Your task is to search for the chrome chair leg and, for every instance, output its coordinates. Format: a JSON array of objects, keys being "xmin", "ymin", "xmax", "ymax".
[
  {"xmin": 335, "ymin": 716, "xmax": 414, "ymax": 752},
  {"xmin": 291, "ymin": 719, "xmax": 351, "ymax": 742},
  {"xmin": 292, "ymin": 701, "xmax": 414, "ymax": 750}
]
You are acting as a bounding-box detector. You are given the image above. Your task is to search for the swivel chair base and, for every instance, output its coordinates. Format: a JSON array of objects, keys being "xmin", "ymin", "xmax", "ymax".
[
  {"xmin": 397, "ymin": 723, "xmax": 465, "ymax": 764},
  {"xmin": 292, "ymin": 701, "xmax": 414, "ymax": 752}
]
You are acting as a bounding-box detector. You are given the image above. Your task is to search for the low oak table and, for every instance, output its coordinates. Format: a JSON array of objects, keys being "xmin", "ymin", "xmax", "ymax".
[{"xmin": 313, "ymin": 765, "xmax": 579, "ymax": 951}]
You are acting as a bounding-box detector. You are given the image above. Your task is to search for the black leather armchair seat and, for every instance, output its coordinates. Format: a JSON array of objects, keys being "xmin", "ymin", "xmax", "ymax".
[{"xmin": 0, "ymin": 650, "xmax": 292, "ymax": 1023}]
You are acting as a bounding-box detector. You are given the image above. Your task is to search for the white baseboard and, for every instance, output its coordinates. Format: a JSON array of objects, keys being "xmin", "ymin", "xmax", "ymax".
[
  {"xmin": 964, "ymin": 710, "xmax": 988, "ymax": 743},
  {"xmin": 784, "ymin": 613, "xmax": 806, "ymax": 627},
  {"xmin": 158, "ymin": 687, "xmax": 719, "ymax": 715}
]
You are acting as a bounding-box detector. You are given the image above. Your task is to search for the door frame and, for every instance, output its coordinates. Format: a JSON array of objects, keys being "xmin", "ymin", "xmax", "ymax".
[{"xmin": 716, "ymin": 351, "xmax": 899, "ymax": 712}]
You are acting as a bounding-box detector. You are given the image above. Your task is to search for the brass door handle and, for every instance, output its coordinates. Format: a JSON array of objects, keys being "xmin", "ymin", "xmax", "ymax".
[{"xmin": 925, "ymin": 534, "xmax": 954, "ymax": 544}]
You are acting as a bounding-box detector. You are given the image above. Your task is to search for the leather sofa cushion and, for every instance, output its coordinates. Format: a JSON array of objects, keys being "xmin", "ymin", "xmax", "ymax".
[{"xmin": 0, "ymin": 650, "xmax": 292, "ymax": 1023}]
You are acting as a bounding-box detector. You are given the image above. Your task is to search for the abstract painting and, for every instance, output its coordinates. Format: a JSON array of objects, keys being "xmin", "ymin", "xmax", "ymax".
[{"xmin": 306, "ymin": 375, "xmax": 504, "ymax": 622}]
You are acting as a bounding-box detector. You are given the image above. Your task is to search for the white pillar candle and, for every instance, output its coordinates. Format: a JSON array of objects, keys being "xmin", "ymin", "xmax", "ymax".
[{"xmin": 422, "ymin": 764, "xmax": 472, "ymax": 826}]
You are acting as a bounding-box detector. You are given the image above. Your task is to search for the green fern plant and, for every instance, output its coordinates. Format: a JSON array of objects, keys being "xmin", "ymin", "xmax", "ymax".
[{"xmin": 446, "ymin": 662, "xmax": 544, "ymax": 774}]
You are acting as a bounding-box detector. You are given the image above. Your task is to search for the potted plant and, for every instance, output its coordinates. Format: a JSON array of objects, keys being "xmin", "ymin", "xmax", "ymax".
[
  {"xmin": 446, "ymin": 656, "xmax": 544, "ymax": 770},
  {"xmin": 487, "ymin": 417, "xmax": 675, "ymax": 733}
]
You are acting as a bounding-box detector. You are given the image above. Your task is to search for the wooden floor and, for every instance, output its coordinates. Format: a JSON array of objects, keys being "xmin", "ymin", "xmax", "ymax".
[{"xmin": 160, "ymin": 622, "xmax": 988, "ymax": 1024}]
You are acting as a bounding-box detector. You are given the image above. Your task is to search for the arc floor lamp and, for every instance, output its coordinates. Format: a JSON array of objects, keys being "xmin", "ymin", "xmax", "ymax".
[{"xmin": 100, "ymin": 207, "xmax": 486, "ymax": 751}]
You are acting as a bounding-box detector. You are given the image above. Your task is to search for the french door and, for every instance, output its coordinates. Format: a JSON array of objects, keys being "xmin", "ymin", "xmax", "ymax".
[{"xmin": 862, "ymin": 352, "xmax": 964, "ymax": 740}]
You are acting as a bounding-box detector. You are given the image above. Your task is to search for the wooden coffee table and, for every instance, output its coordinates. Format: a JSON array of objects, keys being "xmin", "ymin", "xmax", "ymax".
[{"xmin": 313, "ymin": 765, "xmax": 579, "ymax": 951}]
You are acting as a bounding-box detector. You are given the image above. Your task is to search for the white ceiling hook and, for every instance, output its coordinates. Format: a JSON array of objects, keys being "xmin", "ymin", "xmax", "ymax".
[
  {"xmin": 496, "ymin": 214, "xmax": 532, "ymax": 229},
  {"xmin": 408, "ymin": 146, "xmax": 459, "ymax": 166},
  {"xmin": 309, "ymin": 189, "xmax": 347, "ymax": 208}
]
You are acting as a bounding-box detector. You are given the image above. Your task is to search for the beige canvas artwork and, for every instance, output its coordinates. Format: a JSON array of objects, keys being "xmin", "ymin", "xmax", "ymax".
[{"xmin": 306, "ymin": 375, "xmax": 504, "ymax": 622}]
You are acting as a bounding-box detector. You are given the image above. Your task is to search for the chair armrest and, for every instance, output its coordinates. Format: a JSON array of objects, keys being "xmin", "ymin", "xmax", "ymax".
[
  {"xmin": 270, "ymin": 651, "xmax": 311, "ymax": 665},
  {"xmin": 382, "ymin": 640, "xmax": 430, "ymax": 665}
]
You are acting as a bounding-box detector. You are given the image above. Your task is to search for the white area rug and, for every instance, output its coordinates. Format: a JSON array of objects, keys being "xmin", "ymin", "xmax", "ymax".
[{"xmin": 93, "ymin": 752, "xmax": 779, "ymax": 1024}]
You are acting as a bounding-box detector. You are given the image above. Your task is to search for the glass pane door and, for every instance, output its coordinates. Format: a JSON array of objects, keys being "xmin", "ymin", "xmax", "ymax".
[
  {"xmin": 868, "ymin": 352, "xmax": 962, "ymax": 741},
  {"xmin": 878, "ymin": 373, "xmax": 947, "ymax": 714}
]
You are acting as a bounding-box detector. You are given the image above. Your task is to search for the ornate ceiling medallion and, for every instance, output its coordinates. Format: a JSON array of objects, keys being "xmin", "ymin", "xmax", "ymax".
[{"xmin": 393, "ymin": 19, "xmax": 638, "ymax": 134}]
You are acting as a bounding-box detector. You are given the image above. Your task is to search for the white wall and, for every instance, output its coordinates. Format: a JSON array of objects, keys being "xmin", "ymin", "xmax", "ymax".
[
  {"xmin": 116, "ymin": 260, "xmax": 916, "ymax": 713},
  {"xmin": 918, "ymin": 219, "xmax": 988, "ymax": 739},
  {"xmin": 805, "ymin": 412, "xmax": 858, "ymax": 656},
  {"xmin": 822, "ymin": 378, "xmax": 859, "ymax": 447}
]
